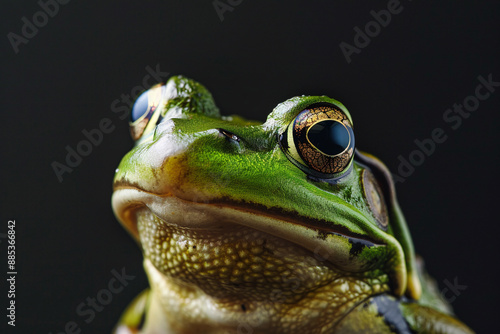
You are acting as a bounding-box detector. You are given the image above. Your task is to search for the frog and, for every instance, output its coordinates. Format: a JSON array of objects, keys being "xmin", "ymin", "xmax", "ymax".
[{"xmin": 111, "ymin": 75, "xmax": 474, "ymax": 334}]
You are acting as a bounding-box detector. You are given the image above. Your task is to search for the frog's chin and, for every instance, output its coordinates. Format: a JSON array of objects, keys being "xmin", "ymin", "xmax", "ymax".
[{"xmin": 113, "ymin": 188, "xmax": 387, "ymax": 274}]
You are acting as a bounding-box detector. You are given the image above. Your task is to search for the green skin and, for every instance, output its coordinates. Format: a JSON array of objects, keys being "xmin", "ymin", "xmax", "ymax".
[{"xmin": 112, "ymin": 76, "xmax": 473, "ymax": 334}]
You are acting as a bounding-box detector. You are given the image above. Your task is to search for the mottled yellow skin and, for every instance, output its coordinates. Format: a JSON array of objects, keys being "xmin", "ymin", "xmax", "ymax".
[{"xmin": 136, "ymin": 209, "xmax": 389, "ymax": 333}]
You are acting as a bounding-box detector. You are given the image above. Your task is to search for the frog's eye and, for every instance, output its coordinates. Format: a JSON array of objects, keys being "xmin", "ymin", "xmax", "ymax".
[
  {"xmin": 279, "ymin": 103, "xmax": 355, "ymax": 180},
  {"xmin": 130, "ymin": 83, "xmax": 166, "ymax": 141}
]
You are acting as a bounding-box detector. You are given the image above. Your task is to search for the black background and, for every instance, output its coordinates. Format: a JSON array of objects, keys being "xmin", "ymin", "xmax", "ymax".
[{"xmin": 2, "ymin": 1, "xmax": 499, "ymax": 333}]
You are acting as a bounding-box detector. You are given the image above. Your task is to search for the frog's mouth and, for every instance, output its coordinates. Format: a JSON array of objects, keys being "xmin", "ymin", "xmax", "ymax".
[
  {"xmin": 113, "ymin": 187, "xmax": 403, "ymax": 331},
  {"xmin": 113, "ymin": 188, "xmax": 394, "ymax": 276}
]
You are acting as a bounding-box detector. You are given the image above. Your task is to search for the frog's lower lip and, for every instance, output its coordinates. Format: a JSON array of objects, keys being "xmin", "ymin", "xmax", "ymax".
[{"xmin": 113, "ymin": 188, "xmax": 385, "ymax": 272}]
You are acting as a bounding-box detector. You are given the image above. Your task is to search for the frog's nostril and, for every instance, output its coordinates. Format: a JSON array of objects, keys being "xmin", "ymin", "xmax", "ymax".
[{"xmin": 217, "ymin": 128, "xmax": 240, "ymax": 142}]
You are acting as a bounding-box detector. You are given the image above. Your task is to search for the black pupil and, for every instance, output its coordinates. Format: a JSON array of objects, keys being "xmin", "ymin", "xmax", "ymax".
[{"xmin": 307, "ymin": 120, "xmax": 350, "ymax": 155}]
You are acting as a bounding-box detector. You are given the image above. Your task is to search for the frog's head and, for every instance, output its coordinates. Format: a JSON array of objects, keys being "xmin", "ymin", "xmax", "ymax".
[{"xmin": 112, "ymin": 76, "xmax": 421, "ymax": 328}]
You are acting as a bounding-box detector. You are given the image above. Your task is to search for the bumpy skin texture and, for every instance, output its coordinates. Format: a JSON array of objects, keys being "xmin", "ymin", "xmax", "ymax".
[{"xmin": 112, "ymin": 76, "xmax": 473, "ymax": 333}]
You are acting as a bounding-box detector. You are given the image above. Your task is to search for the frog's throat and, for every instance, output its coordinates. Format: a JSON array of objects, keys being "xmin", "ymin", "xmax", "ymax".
[{"xmin": 112, "ymin": 188, "xmax": 408, "ymax": 296}]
